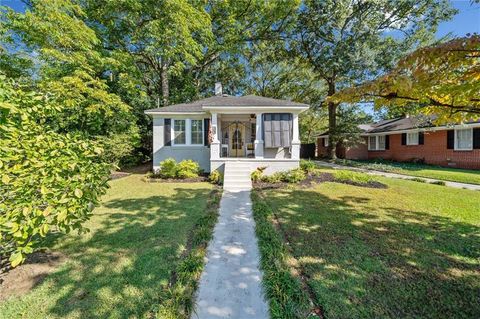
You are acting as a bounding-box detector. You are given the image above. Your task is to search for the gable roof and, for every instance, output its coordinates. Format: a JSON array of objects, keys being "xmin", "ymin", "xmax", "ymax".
[
  {"xmin": 318, "ymin": 115, "xmax": 480, "ymax": 136},
  {"xmin": 145, "ymin": 95, "xmax": 309, "ymax": 114}
]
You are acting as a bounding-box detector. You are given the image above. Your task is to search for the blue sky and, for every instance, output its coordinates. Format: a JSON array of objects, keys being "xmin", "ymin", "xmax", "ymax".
[{"xmin": 2, "ymin": 0, "xmax": 478, "ymax": 37}]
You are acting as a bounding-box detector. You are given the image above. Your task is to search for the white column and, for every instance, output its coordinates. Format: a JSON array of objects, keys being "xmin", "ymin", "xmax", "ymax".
[
  {"xmin": 291, "ymin": 113, "xmax": 301, "ymax": 160},
  {"xmin": 254, "ymin": 113, "xmax": 264, "ymax": 158},
  {"xmin": 210, "ymin": 112, "xmax": 220, "ymax": 159}
]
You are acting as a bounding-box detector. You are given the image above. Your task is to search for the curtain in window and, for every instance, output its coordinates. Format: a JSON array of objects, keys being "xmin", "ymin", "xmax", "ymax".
[
  {"xmin": 456, "ymin": 129, "xmax": 472, "ymax": 149},
  {"xmin": 191, "ymin": 119, "xmax": 203, "ymax": 144}
]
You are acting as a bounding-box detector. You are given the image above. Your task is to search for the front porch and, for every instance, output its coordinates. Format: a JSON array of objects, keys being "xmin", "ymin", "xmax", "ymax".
[{"xmin": 208, "ymin": 111, "xmax": 301, "ymax": 174}]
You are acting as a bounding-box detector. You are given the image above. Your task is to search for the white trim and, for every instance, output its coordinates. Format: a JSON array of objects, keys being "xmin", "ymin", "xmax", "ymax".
[
  {"xmin": 171, "ymin": 118, "xmax": 205, "ymax": 146},
  {"xmin": 145, "ymin": 111, "xmax": 206, "ymax": 115},
  {"xmin": 368, "ymin": 135, "xmax": 386, "ymax": 151},
  {"xmin": 202, "ymin": 106, "xmax": 308, "ymax": 114},
  {"xmin": 454, "ymin": 127, "xmax": 473, "ymax": 151}
]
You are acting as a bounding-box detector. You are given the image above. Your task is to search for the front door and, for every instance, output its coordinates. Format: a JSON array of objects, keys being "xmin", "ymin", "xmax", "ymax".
[{"xmin": 229, "ymin": 123, "xmax": 245, "ymax": 157}]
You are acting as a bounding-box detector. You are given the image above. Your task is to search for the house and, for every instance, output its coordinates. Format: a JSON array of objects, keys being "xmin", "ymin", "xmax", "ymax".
[
  {"xmin": 317, "ymin": 116, "xmax": 480, "ymax": 169},
  {"xmin": 145, "ymin": 84, "xmax": 309, "ymax": 174}
]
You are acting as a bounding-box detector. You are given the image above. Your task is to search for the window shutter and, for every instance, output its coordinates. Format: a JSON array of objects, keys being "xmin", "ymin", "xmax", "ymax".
[
  {"xmin": 401, "ymin": 133, "xmax": 406, "ymax": 145},
  {"xmin": 447, "ymin": 130, "xmax": 454, "ymax": 149},
  {"xmin": 473, "ymin": 128, "xmax": 480, "ymax": 149},
  {"xmin": 280, "ymin": 113, "xmax": 292, "ymax": 147},
  {"xmin": 263, "ymin": 114, "xmax": 273, "ymax": 147},
  {"xmin": 164, "ymin": 118, "xmax": 171, "ymax": 146},
  {"xmin": 385, "ymin": 135, "xmax": 390, "ymax": 150},
  {"xmin": 204, "ymin": 118, "xmax": 210, "ymax": 146},
  {"xmin": 419, "ymin": 132, "xmax": 424, "ymax": 145}
]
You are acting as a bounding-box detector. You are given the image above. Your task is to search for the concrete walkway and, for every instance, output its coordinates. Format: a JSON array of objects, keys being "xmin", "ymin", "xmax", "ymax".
[
  {"xmin": 316, "ymin": 161, "xmax": 480, "ymax": 191},
  {"xmin": 193, "ymin": 189, "xmax": 269, "ymax": 319}
]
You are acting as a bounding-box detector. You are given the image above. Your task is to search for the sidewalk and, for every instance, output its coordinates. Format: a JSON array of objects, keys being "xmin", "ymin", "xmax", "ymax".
[
  {"xmin": 193, "ymin": 190, "xmax": 269, "ymax": 319},
  {"xmin": 315, "ymin": 161, "xmax": 480, "ymax": 191}
]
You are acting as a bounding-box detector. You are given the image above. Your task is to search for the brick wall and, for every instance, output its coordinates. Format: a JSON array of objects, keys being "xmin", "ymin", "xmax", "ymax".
[
  {"xmin": 316, "ymin": 137, "xmax": 368, "ymax": 160},
  {"xmin": 366, "ymin": 130, "xmax": 480, "ymax": 169}
]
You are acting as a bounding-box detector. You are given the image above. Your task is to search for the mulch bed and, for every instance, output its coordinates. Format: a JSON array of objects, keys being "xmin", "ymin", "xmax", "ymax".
[
  {"xmin": 253, "ymin": 172, "xmax": 387, "ymax": 190},
  {"xmin": 144, "ymin": 174, "xmax": 209, "ymax": 183}
]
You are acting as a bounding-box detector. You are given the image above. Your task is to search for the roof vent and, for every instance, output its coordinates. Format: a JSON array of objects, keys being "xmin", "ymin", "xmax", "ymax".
[{"xmin": 215, "ymin": 82, "xmax": 223, "ymax": 96}]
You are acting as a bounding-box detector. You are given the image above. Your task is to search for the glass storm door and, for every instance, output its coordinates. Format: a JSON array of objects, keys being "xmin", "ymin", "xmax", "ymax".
[{"xmin": 229, "ymin": 122, "xmax": 245, "ymax": 157}]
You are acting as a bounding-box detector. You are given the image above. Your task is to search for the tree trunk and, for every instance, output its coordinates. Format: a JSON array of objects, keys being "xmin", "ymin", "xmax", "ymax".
[
  {"xmin": 326, "ymin": 80, "xmax": 337, "ymax": 159},
  {"xmin": 160, "ymin": 59, "xmax": 169, "ymax": 106}
]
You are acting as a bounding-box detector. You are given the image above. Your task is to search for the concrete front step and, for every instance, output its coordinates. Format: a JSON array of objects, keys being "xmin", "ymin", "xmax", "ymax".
[{"xmin": 224, "ymin": 162, "xmax": 253, "ymax": 191}]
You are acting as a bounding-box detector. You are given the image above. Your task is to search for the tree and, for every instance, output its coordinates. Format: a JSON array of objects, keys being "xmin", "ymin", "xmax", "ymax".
[
  {"xmin": 2, "ymin": 0, "xmax": 139, "ymax": 165},
  {"xmin": 0, "ymin": 76, "xmax": 111, "ymax": 267},
  {"xmin": 331, "ymin": 35, "xmax": 480, "ymax": 123},
  {"xmin": 292, "ymin": 0, "xmax": 456, "ymax": 158}
]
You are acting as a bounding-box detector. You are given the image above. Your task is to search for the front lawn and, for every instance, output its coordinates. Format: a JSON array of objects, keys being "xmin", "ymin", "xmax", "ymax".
[
  {"xmin": 334, "ymin": 159, "xmax": 480, "ymax": 185},
  {"xmin": 0, "ymin": 174, "xmax": 218, "ymax": 319},
  {"xmin": 253, "ymin": 177, "xmax": 480, "ymax": 318}
]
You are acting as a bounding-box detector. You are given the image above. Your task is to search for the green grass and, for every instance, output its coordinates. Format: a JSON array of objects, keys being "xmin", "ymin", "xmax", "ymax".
[
  {"xmin": 0, "ymin": 174, "xmax": 218, "ymax": 319},
  {"xmin": 253, "ymin": 177, "xmax": 480, "ymax": 319},
  {"xmin": 331, "ymin": 170, "xmax": 374, "ymax": 184},
  {"xmin": 334, "ymin": 159, "xmax": 480, "ymax": 185}
]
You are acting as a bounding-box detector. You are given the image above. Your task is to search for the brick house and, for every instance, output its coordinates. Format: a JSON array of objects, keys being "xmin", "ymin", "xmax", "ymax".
[{"xmin": 317, "ymin": 116, "xmax": 480, "ymax": 169}]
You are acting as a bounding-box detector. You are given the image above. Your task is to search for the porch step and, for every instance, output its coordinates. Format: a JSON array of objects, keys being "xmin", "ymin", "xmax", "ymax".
[{"xmin": 223, "ymin": 162, "xmax": 252, "ymax": 192}]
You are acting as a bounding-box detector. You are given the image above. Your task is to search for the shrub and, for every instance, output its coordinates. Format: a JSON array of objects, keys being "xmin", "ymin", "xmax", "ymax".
[
  {"xmin": 251, "ymin": 167, "xmax": 267, "ymax": 182},
  {"xmin": 0, "ymin": 78, "xmax": 112, "ymax": 267},
  {"xmin": 300, "ymin": 160, "xmax": 316, "ymax": 173},
  {"xmin": 411, "ymin": 177, "xmax": 427, "ymax": 183},
  {"xmin": 262, "ymin": 172, "xmax": 284, "ymax": 183},
  {"xmin": 209, "ymin": 170, "xmax": 223, "ymax": 185},
  {"xmin": 333, "ymin": 170, "xmax": 374, "ymax": 184},
  {"xmin": 159, "ymin": 158, "xmax": 178, "ymax": 178},
  {"xmin": 282, "ymin": 168, "xmax": 306, "ymax": 183},
  {"xmin": 176, "ymin": 160, "xmax": 200, "ymax": 179}
]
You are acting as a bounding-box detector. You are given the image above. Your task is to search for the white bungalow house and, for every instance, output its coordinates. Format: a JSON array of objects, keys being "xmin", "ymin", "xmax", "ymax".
[{"xmin": 145, "ymin": 84, "xmax": 309, "ymax": 175}]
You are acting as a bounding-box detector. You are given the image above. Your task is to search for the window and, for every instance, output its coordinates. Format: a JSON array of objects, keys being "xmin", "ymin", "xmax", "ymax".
[
  {"xmin": 378, "ymin": 135, "xmax": 386, "ymax": 150},
  {"xmin": 324, "ymin": 137, "xmax": 329, "ymax": 147},
  {"xmin": 173, "ymin": 119, "xmax": 186, "ymax": 145},
  {"xmin": 368, "ymin": 136, "xmax": 377, "ymax": 150},
  {"xmin": 191, "ymin": 119, "xmax": 203, "ymax": 145},
  {"xmin": 455, "ymin": 128, "xmax": 473, "ymax": 150},
  {"xmin": 407, "ymin": 132, "xmax": 419, "ymax": 145},
  {"xmin": 368, "ymin": 135, "xmax": 386, "ymax": 151}
]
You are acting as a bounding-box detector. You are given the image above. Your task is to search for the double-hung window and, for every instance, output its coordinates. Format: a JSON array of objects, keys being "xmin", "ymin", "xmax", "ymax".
[
  {"xmin": 172, "ymin": 119, "xmax": 204, "ymax": 146},
  {"xmin": 368, "ymin": 135, "xmax": 386, "ymax": 151},
  {"xmin": 455, "ymin": 128, "xmax": 473, "ymax": 150},
  {"xmin": 407, "ymin": 132, "xmax": 419, "ymax": 145},
  {"xmin": 191, "ymin": 119, "xmax": 203, "ymax": 145},
  {"xmin": 173, "ymin": 119, "xmax": 186, "ymax": 145}
]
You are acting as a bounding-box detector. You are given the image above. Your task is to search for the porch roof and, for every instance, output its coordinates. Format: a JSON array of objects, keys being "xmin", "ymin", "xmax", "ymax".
[{"xmin": 144, "ymin": 94, "xmax": 309, "ymax": 115}]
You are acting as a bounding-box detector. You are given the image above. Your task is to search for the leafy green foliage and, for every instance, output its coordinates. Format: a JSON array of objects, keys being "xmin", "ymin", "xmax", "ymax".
[
  {"xmin": 155, "ymin": 158, "xmax": 200, "ymax": 179},
  {"xmin": 251, "ymin": 166, "xmax": 267, "ymax": 182},
  {"xmin": 158, "ymin": 158, "xmax": 179, "ymax": 179},
  {"xmin": 176, "ymin": 160, "xmax": 200, "ymax": 179},
  {"xmin": 0, "ymin": 76, "xmax": 111, "ymax": 267},
  {"xmin": 299, "ymin": 160, "xmax": 317, "ymax": 174},
  {"xmin": 208, "ymin": 170, "xmax": 223, "ymax": 185},
  {"xmin": 258, "ymin": 168, "xmax": 307, "ymax": 184},
  {"xmin": 282, "ymin": 169, "xmax": 306, "ymax": 183},
  {"xmin": 332, "ymin": 35, "xmax": 480, "ymax": 122}
]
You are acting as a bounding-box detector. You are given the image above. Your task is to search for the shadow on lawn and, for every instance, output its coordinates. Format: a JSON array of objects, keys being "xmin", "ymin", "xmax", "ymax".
[
  {"xmin": 262, "ymin": 188, "xmax": 480, "ymax": 319},
  {"xmin": 39, "ymin": 187, "xmax": 212, "ymax": 318}
]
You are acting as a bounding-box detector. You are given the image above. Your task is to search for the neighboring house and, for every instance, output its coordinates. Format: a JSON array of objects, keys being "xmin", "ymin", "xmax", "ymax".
[
  {"xmin": 317, "ymin": 116, "xmax": 480, "ymax": 169},
  {"xmin": 145, "ymin": 84, "xmax": 309, "ymax": 174}
]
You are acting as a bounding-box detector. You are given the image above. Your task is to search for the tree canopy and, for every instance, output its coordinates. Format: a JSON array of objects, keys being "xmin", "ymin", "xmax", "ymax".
[{"xmin": 331, "ymin": 35, "xmax": 480, "ymax": 123}]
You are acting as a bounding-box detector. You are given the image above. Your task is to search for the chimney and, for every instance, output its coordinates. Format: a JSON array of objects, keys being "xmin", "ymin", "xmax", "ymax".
[{"xmin": 215, "ymin": 82, "xmax": 223, "ymax": 96}]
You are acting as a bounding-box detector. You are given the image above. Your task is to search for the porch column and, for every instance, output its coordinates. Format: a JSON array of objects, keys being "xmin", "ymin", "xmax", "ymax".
[
  {"xmin": 210, "ymin": 112, "xmax": 220, "ymax": 160},
  {"xmin": 254, "ymin": 113, "xmax": 264, "ymax": 158},
  {"xmin": 291, "ymin": 113, "xmax": 301, "ymax": 160}
]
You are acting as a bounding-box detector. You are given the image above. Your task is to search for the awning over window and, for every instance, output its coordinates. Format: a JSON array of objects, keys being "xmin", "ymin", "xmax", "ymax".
[{"xmin": 263, "ymin": 113, "xmax": 293, "ymax": 148}]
